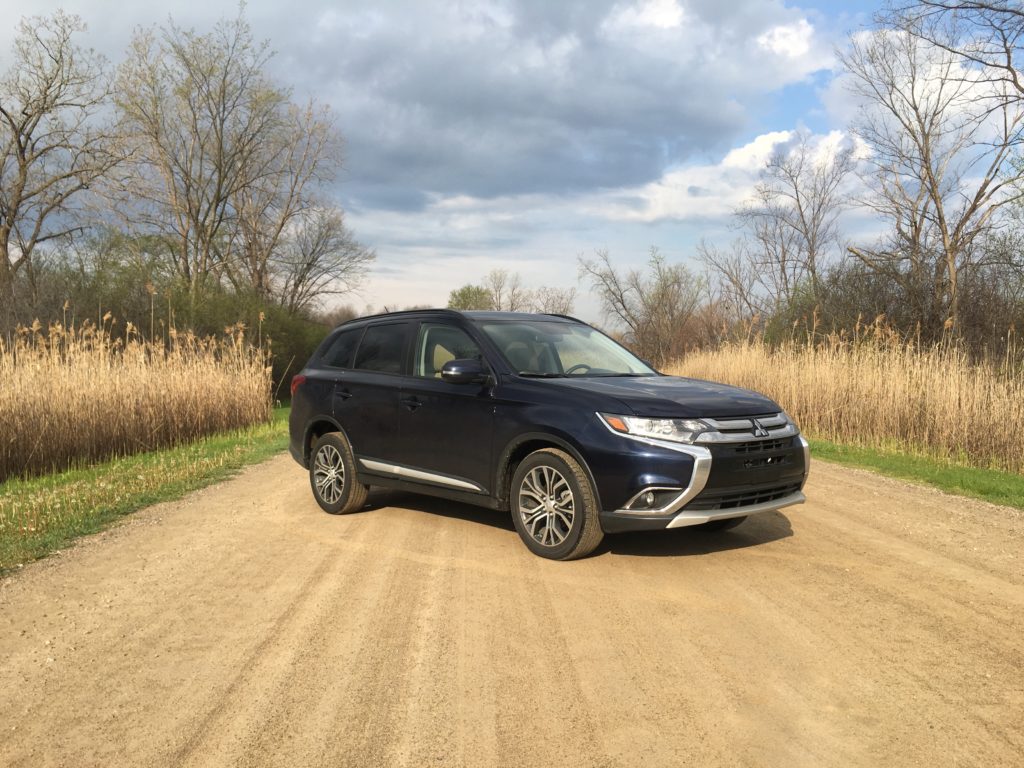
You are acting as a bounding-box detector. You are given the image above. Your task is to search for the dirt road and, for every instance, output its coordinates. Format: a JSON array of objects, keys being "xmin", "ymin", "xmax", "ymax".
[{"xmin": 1, "ymin": 455, "xmax": 1022, "ymax": 768}]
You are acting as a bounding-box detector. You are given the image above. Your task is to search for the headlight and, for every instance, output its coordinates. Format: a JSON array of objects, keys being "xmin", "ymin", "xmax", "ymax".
[{"xmin": 599, "ymin": 413, "xmax": 710, "ymax": 444}]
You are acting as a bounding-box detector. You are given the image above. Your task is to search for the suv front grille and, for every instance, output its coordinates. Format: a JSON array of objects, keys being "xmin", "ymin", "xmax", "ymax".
[
  {"xmin": 733, "ymin": 437, "xmax": 793, "ymax": 454},
  {"xmin": 687, "ymin": 482, "xmax": 802, "ymax": 511},
  {"xmin": 697, "ymin": 413, "xmax": 796, "ymax": 444}
]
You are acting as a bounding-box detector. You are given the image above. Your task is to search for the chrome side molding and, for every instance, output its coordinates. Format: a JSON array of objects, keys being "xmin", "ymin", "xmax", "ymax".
[{"xmin": 359, "ymin": 458, "xmax": 484, "ymax": 492}]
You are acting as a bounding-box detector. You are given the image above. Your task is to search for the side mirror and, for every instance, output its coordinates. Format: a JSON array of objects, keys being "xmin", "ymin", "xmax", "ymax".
[{"xmin": 441, "ymin": 358, "xmax": 488, "ymax": 384}]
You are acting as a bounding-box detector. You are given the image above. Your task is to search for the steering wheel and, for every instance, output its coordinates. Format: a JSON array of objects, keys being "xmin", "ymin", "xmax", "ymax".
[{"xmin": 564, "ymin": 363, "xmax": 592, "ymax": 375}]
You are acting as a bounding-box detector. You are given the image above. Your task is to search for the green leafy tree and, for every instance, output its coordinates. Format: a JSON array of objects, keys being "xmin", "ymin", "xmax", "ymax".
[{"xmin": 447, "ymin": 284, "xmax": 493, "ymax": 310}]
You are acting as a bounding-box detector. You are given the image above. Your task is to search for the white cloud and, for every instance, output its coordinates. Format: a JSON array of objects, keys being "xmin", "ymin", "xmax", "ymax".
[
  {"xmin": 585, "ymin": 128, "xmax": 874, "ymax": 224},
  {"xmin": 603, "ymin": 0, "xmax": 685, "ymax": 31},
  {"xmin": 721, "ymin": 130, "xmax": 794, "ymax": 171},
  {"xmin": 597, "ymin": 131, "xmax": 793, "ymax": 222},
  {"xmin": 757, "ymin": 18, "xmax": 814, "ymax": 59},
  {"xmin": 345, "ymin": 125, "xmax": 879, "ymax": 313}
]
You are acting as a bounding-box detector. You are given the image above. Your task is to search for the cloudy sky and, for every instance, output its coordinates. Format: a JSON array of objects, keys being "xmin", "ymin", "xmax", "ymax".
[{"xmin": 0, "ymin": 0, "xmax": 882, "ymax": 319}]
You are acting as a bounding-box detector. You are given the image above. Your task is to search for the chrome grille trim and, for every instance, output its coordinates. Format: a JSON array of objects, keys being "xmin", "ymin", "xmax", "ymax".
[{"xmin": 695, "ymin": 413, "xmax": 798, "ymax": 444}]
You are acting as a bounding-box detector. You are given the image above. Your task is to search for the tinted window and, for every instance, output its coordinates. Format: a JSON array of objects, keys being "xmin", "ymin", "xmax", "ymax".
[
  {"xmin": 353, "ymin": 323, "xmax": 410, "ymax": 373},
  {"xmin": 321, "ymin": 327, "xmax": 363, "ymax": 369},
  {"xmin": 414, "ymin": 323, "xmax": 482, "ymax": 378}
]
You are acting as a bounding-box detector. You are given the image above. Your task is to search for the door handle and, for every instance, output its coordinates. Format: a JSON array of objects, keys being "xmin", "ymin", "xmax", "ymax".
[
  {"xmin": 401, "ymin": 397, "xmax": 422, "ymax": 411},
  {"xmin": 336, "ymin": 389, "xmax": 353, "ymax": 400}
]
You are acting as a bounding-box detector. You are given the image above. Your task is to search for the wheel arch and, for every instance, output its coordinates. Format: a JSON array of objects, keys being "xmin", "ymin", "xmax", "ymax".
[
  {"xmin": 496, "ymin": 432, "xmax": 602, "ymax": 513},
  {"xmin": 303, "ymin": 417, "xmax": 351, "ymax": 467}
]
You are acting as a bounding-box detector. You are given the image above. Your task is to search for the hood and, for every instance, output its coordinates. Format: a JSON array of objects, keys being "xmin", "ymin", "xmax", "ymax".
[{"xmin": 543, "ymin": 375, "xmax": 780, "ymax": 418}]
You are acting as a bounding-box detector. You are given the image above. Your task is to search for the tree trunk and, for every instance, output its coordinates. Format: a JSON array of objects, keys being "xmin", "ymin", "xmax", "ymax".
[
  {"xmin": 947, "ymin": 250, "xmax": 959, "ymax": 335},
  {"xmin": 0, "ymin": 239, "xmax": 16, "ymax": 333}
]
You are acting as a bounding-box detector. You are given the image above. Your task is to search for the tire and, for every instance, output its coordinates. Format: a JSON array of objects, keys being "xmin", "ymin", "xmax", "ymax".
[
  {"xmin": 309, "ymin": 432, "xmax": 369, "ymax": 515},
  {"xmin": 696, "ymin": 515, "xmax": 747, "ymax": 532},
  {"xmin": 510, "ymin": 448, "xmax": 604, "ymax": 561}
]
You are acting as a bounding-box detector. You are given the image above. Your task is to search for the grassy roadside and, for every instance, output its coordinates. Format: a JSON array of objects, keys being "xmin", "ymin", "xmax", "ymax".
[
  {"xmin": 0, "ymin": 407, "xmax": 290, "ymax": 573},
  {"xmin": 810, "ymin": 439, "xmax": 1024, "ymax": 511},
  {"xmin": 2, "ymin": 407, "xmax": 1020, "ymax": 574}
]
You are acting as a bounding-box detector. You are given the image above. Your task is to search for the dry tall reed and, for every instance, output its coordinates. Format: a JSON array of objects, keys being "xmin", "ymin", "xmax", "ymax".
[
  {"xmin": 667, "ymin": 328, "xmax": 1024, "ymax": 474},
  {"xmin": 0, "ymin": 317, "xmax": 271, "ymax": 481}
]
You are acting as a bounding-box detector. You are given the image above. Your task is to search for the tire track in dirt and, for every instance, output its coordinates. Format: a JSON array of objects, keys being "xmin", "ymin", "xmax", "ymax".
[{"xmin": 1, "ymin": 455, "xmax": 1022, "ymax": 768}]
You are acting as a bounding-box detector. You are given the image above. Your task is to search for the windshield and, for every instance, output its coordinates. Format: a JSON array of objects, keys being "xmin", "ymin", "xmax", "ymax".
[{"xmin": 477, "ymin": 320, "xmax": 657, "ymax": 377}]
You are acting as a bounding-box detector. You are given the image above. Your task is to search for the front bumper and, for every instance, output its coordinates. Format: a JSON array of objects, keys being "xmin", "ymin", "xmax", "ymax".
[
  {"xmin": 665, "ymin": 490, "xmax": 805, "ymax": 528},
  {"xmin": 598, "ymin": 434, "xmax": 809, "ymax": 533}
]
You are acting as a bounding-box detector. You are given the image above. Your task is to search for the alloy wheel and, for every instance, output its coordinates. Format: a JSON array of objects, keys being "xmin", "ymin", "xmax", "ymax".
[
  {"xmin": 518, "ymin": 465, "xmax": 576, "ymax": 547},
  {"xmin": 313, "ymin": 443, "xmax": 346, "ymax": 504}
]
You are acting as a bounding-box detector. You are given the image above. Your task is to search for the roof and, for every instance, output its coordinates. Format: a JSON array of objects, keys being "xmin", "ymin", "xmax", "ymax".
[
  {"xmin": 460, "ymin": 311, "xmax": 580, "ymax": 323},
  {"xmin": 335, "ymin": 308, "xmax": 583, "ymax": 328}
]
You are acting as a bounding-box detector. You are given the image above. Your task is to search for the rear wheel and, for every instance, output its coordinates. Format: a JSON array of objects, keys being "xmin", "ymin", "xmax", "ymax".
[
  {"xmin": 309, "ymin": 432, "xmax": 369, "ymax": 514},
  {"xmin": 696, "ymin": 515, "xmax": 747, "ymax": 531},
  {"xmin": 510, "ymin": 449, "xmax": 604, "ymax": 560}
]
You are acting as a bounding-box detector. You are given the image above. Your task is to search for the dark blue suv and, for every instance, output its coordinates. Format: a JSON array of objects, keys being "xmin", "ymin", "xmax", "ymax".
[{"xmin": 289, "ymin": 310, "xmax": 809, "ymax": 560}]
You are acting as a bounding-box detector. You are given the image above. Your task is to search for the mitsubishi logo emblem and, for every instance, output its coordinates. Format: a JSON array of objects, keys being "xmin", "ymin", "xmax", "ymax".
[{"xmin": 752, "ymin": 418, "xmax": 770, "ymax": 438}]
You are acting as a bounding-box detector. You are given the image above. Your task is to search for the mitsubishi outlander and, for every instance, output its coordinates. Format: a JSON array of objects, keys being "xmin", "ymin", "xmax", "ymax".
[{"xmin": 289, "ymin": 310, "xmax": 809, "ymax": 560}]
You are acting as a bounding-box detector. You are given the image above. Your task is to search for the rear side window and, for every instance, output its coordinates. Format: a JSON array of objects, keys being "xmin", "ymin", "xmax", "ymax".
[
  {"xmin": 321, "ymin": 327, "xmax": 363, "ymax": 369},
  {"xmin": 353, "ymin": 323, "xmax": 410, "ymax": 373}
]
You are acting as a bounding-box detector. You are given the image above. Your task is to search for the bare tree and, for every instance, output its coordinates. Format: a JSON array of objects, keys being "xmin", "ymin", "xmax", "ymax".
[
  {"xmin": 530, "ymin": 285, "xmax": 576, "ymax": 315},
  {"xmin": 228, "ymin": 100, "xmax": 342, "ymax": 299},
  {"xmin": 578, "ymin": 248, "xmax": 704, "ymax": 366},
  {"xmin": 698, "ymin": 133, "xmax": 852, "ymax": 336},
  {"xmin": 895, "ymin": 2, "xmax": 1024, "ymax": 100},
  {"xmin": 113, "ymin": 13, "xmax": 287, "ymax": 300},
  {"xmin": 483, "ymin": 269, "xmax": 532, "ymax": 311},
  {"xmin": 842, "ymin": 18, "xmax": 1024, "ymax": 337},
  {"xmin": 0, "ymin": 11, "xmax": 117, "ymax": 325},
  {"xmin": 277, "ymin": 207, "xmax": 374, "ymax": 315},
  {"xmin": 697, "ymin": 238, "xmax": 767, "ymax": 325},
  {"xmin": 113, "ymin": 11, "xmax": 364, "ymax": 315},
  {"xmin": 738, "ymin": 131, "xmax": 854, "ymax": 305}
]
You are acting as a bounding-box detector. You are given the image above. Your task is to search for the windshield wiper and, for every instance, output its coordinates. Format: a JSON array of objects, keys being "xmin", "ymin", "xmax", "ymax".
[{"xmin": 518, "ymin": 371, "xmax": 566, "ymax": 378}]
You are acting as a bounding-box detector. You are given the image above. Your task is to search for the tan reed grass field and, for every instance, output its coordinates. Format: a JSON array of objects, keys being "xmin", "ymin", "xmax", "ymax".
[
  {"xmin": 667, "ymin": 333, "xmax": 1024, "ymax": 475},
  {"xmin": 0, "ymin": 318, "xmax": 272, "ymax": 482}
]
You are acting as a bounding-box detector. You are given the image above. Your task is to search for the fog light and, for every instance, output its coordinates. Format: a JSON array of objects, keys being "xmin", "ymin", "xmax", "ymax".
[{"xmin": 623, "ymin": 487, "xmax": 684, "ymax": 513}]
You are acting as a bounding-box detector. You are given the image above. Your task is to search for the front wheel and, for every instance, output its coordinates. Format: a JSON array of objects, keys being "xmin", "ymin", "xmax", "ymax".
[
  {"xmin": 510, "ymin": 449, "xmax": 604, "ymax": 560},
  {"xmin": 309, "ymin": 432, "xmax": 369, "ymax": 514}
]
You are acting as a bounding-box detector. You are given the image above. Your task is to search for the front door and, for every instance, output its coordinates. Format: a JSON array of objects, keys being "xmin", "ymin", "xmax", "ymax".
[{"xmin": 395, "ymin": 321, "xmax": 495, "ymax": 493}]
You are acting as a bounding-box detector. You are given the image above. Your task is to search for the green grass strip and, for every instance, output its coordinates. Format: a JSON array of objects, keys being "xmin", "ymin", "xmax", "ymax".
[
  {"xmin": 0, "ymin": 407, "xmax": 290, "ymax": 574},
  {"xmin": 810, "ymin": 438, "xmax": 1024, "ymax": 511},
  {"xmin": 4, "ymin": 412, "xmax": 1020, "ymax": 574}
]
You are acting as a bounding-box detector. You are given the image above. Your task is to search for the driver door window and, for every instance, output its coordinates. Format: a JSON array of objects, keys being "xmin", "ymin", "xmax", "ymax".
[{"xmin": 414, "ymin": 324, "xmax": 481, "ymax": 378}]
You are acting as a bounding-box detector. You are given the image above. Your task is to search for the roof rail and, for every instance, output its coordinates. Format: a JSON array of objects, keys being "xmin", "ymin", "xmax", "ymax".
[
  {"xmin": 544, "ymin": 313, "xmax": 585, "ymax": 323},
  {"xmin": 335, "ymin": 307, "xmax": 463, "ymax": 327}
]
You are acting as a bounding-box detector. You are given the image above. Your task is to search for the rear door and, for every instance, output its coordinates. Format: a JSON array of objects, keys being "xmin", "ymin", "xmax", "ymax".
[
  {"xmin": 333, "ymin": 321, "xmax": 412, "ymax": 463},
  {"xmin": 301, "ymin": 325, "xmax": 362, "ymax": 444},
  {"xmin": 394, "ymin": 321, "xmax": 495, "ymax": 493}
]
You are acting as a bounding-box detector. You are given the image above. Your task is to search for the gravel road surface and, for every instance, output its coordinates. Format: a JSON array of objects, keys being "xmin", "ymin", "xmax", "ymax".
[{"xmin": 1, "ymin": 455, "xmax": 1022, "ymax": 767}]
